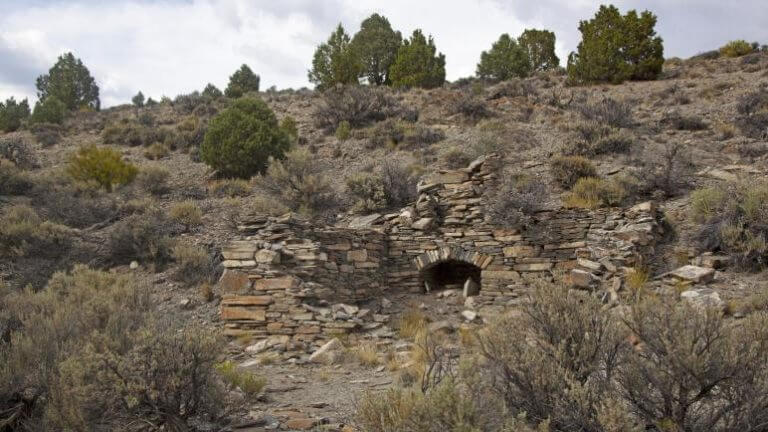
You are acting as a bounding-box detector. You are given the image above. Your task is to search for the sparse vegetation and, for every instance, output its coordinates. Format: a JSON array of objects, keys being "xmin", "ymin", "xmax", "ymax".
[
  {"xmin": 487, "ymin": 172, "xmax": 548, "ymax": 226},
  {"xmin": 255, "ymin": 147, "xmax": 338, "ymax": 218},
  {"xmin": 314, "ymin": 84, "xmax": 401, "ymax": 131},
  {"xmin": 693, "ymin": 182, "xmax": 768, "ymax": 270},
  {"xmin": 550, "ymin": 155, "xmax": 597, "ymax": 188},
  {"xmin": 719, "ymin": 40, "xmax": 755, "ymax": 58},
  {"xmin": 566, "ymin": 176, "xmax": 626, "ymax": 208}
]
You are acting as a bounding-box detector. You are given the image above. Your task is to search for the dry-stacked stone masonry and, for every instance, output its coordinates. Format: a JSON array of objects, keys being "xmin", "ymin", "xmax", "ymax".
[{"xmin": 218, "ymin": 154, "xmax": 663, "ymax": 342}]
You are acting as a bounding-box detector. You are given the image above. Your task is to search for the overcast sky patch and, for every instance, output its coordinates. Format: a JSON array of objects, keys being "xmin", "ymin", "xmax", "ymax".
[{"xmin": 0, "ymin": 0, "xmax": 765, "ymax": 107}]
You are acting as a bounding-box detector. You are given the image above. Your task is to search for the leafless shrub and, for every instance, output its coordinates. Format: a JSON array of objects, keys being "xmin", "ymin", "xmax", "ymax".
[
  {"xmin": 255, "ymin": 148, "xmax": 339, "ymax": 219},
  {"xmin": 451, "ymin": 92, "xmax": 492, "ymax": 122},
  {"xmin": 661, "ymin": 111, "xmax": 708, "ymax": 131},
  {"xmin": 487, "ymin": 173, "xmax": 548, "ymax": 226},
  {"xmin": 618, "ymin": 299, "xmax": 768, "ymax": 431},
  {"xmin": 108, "ymin": 208, "xmax": 182, "ymax": 267},
  {"xmin": 631, "ymin": 140, "xmax": 693, "ymax": 197},
  {"xmin": 0, "ymin": 136, "xmax": 37, "ymax": 169},
  {"xmin": 477, "ymin": 281, "xmax": 628, "ymax": 431},
  {"xmin": 313, "ymin": 85, "xmax": 401, "ymax": 131},
  {"xmin": 576, "ymin": 97, "xmax": 634, "ymax": 128}
]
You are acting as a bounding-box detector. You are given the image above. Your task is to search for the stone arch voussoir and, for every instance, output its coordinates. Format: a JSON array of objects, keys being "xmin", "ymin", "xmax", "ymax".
[{"xmin": 413, "ymin": 246, "xmax": 493, "ymax": 271}]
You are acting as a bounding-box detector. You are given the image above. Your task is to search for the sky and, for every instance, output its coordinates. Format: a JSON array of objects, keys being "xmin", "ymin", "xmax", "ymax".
[{"xmin": 1, "ymin": 0, "xmax": 766, "ymax": 108}]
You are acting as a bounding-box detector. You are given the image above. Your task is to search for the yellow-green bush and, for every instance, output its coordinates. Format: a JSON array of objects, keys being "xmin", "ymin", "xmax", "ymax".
[
  {"xmin": 550, "ymin": 155, "xmax": 597, "ymax": 188},
  {"xmin": 143, "ymin": 141, "xmax": 170, "ymax": 160},
  {"xmin": 169, "ymin": 201, "xmax": 203, "ymax": 231},
  {"xmin": 335, "ymin": 120, "xmax": 351, "ymax": 141},
  {"xmin": 66, "ymin": 145, "xmax": 138, "ymax": 192},
  {"xmin": 214, "ymin": 361, "xmax": 266, "ymax": 398},
  {"xmin": 691, "ymin": 187, "xmax": 726, "ymax": 222},
  {"xmin": 208, "ymin": 178, "xmax": 252, "ymax": 198},
  {"xmin": 565, "ymin": 177, "xmax": 626, "ymax": 209},
  {"xmin": 719, "ymin": 40, "xmax": 754, "ymax": 58}
]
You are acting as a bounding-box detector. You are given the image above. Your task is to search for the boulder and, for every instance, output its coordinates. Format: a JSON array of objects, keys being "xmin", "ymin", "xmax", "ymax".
[
  {"xmin": 681, "ymin": 288, "xmax": 723, "ymax": 309},
  {"xmin": 461, "ymin": 310, "xmax": 478, "ymax": 321},
  {"xmin": 669, "ymin": 265, "xmax": 715, "ymax": 284}
]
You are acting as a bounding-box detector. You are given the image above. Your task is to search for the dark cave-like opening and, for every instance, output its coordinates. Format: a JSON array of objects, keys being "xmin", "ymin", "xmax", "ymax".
[{"xmin": 420, "ymin": 260, "xmax": 481, "ymax": 296}]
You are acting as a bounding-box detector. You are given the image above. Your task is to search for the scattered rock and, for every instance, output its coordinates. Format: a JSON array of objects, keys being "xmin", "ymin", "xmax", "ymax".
[
  {"xmin": 129, "ymin": 260, "xmax": 139, "ymax": 270},
  {"xmin": 461, "ymin": 310, "xmax": 478, "ymax": 322},
  {"xmin": 309, "ymin": 338, "xmax": 344, "ymax": 364}
]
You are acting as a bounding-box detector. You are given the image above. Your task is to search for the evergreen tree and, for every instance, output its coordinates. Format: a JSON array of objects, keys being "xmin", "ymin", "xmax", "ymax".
[
  {"xmin": 225, "ymin": 64, "xmax": 261, "ymax": 98},
  {"xmin": 349, "ymin": 14, "xmax": 402, "ymax": 85},
  {"xmin": 476, "ymin": 33, "xmax": 531, "ymax": 80},
  {"xmin": 36, "ymin": 52, "xmax": 100, "ymax": 110},
  {"xmin": 518, "ymin": 29, "xmax": 560, "ymax": 72},
  {"xmin": 131, "ymin": 91, "xmax": 145, "ymax": 107},
  {"xmin": 567, "ymin": 5, "xmax": 664, "ymax": 84},
  {"xmin": 389, "ymin": 30, "xmax": 446, "ymax": 89},
  {"xmin": 202, "ymin": 83, "xmax": 223, "ymax": 99},
  {"xmin": 30, "ymin": 96, "xmax": 67, "ymax": 125},
  {"xmin": 308, "ymin": 24, "xmax": 361, "ymax": 90},
  {"xmin": 0, "ymin": 97, "xmax": 31, "ymax": 132}
]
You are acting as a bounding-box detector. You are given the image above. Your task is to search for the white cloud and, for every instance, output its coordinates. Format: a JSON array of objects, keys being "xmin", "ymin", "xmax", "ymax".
[{"xmin": 0, "ymin": 0, "xmax": 766, "ymax": 107}]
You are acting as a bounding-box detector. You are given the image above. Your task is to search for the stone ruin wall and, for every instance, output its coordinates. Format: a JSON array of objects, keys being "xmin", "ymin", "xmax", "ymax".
[{"xmin": 218, "ymin": 154, "xmax": 663, "ymax": 343}]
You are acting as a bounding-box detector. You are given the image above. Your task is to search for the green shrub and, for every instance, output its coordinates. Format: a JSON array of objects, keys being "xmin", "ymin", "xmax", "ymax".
[
  {"xmin": 308, "ymin": 24, "xmax": 361, "ymax": 90},
  {"xmin": 0, "ymin": 266, "xmax": 231, "ymax": 431},
  {"xmin": 335, "ymin": 120, "xmax": 351, "ymax": 141},
  {"xmin": 0, "ymin": 205, "xmax": 72, "ymax": 259},
  {"xmin": 349, "ymin": 13, "xmax": 402, "ymax": 85},
  {"xmin": 476, "ymin": 33, "xmax": 531, "ymax": 80},
  {"xmin": 255, "ymin": 148, "xmax": 338, "ymax": 218},
  {"xmin": 565, "ymin": 176, "xmax": 626, "ymax": 208},
  {"xmin": 215, "ymin": 361, "xmax": 266, "ymax": 399},
  {"xmin": 225, "ymin": 64, "xmax": 261, "ymax": 98},
  {"xmin": 201, "ymin": 97, "xmax": 290, "ymax": 178},
  {"xmin": 36, "ymin": 52, "xmax": 100, "ymax": 110},
  {"xmin": 66, "ymin": 145, "xmax": 138, "ymax": 192},
  {"xmin": 0, "ymin": 97, "xmax": 30, "ymax": 132},
  {"xmin": 550, "ymin": 155, "xmax": 597, "ymax": 188},
  {"xmin": 30, "ymin": 96, "xmax": 66, "ymax": 125},
  {"xmin": 171, "ymin": 243, "xmax": 217, "ymax": 286},
  {"xmin": 169, "ymin": 201, "xmax": 203, "ymax": 231},
  {"xmin": 389, "ymin": 30, "xmax": 446, "ymax": 88},
  {"xmin": 136, "ymin": 165, "xmax": 170, "ymax": 196},
  {"xmin": 567, "ymin": 5, "xmax": 663, "ymax": 84},
  {"xmin": 720, "ymin": 40, "xmax": 754, "ymax": 58},
  {"xmin": 280, "ymin": 115, "xmax": 299, "ymax": 143}
]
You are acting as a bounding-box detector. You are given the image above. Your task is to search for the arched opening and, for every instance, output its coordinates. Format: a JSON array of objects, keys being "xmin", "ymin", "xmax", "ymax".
[{"xmin": 421, "ymin": 259, "xmax": 482, "ymax": 296}]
